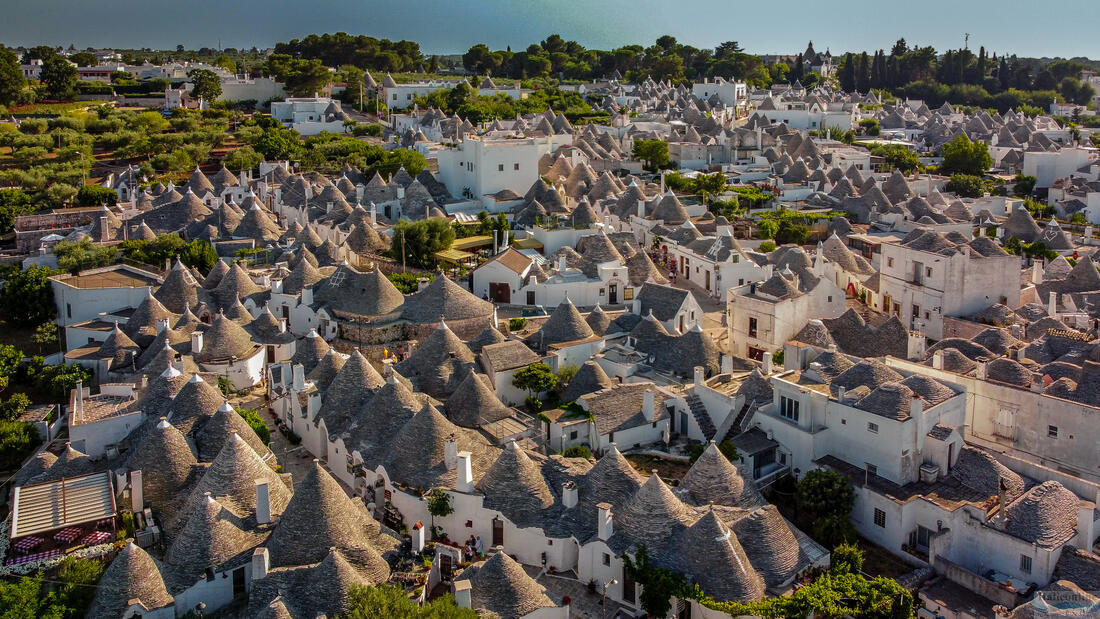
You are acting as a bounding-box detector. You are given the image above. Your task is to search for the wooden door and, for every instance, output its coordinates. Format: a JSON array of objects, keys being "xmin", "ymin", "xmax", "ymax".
[
  {"xmin": 492, "ymin": 518, "xmax": 504, "ymax": 546},
  {"xmin": 609, "ymin": 283, "xmax": 618, "ymax": 304},
  {"xmin": 489, "ymin": 282, "xmax": 510, "ymax": 303},
  {"xmin": 439, "ymin": 553, "xmax": 453, "ymax": 580}
]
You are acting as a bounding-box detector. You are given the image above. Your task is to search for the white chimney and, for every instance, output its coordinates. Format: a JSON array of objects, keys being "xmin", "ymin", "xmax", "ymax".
[
  {"xmin": 693, "ymin": 365, "xmax": 704, "ymax": 386},
  {"xmin": 558, "ymin": 255, "xmax": 567, "ymax": 274},
  {"xmin": 444, "ymin": 438, "xmax": 459, "ymax": 470},
  {"xmin": 562, "ymin": 481, "xmax": 578, "ymax": 509},
  {"xmin": 130, "ymin": 469, "xmax": 143, "ymax": 511},
  {"xmin": 301, "ymin": 286, "xmax": 314, "ymax": 306},
  {"xmin": 292, "ymin": 364, "xmax": 305, "ymax": 391},
  {"xmin": 255, "ymin": 479, "xmax": 271, "ymax": 525},
  {"xmin": 1048, "ymin": 292, "xmax": 1058, "ymax": 318},
  {"xmin": 642, "ymin": 389, "xmax": 655, "ymax": 422},
  {"xmin": 455, "ymin": 451, "xmax": 474, "ymax": 493},
  {"xmin": 369, "ymin": 202, "xmax": 377, "ymax": 225},
  {"xmin": 637, "ymin": 199, "xmax": 645, "ymax": 219},
  {"xmin": 191, "ymin": 331, "xmax": 204, "ymax": 354},
  {"xmin": 932, "ymin": 350, "xmax": 944, "ymax": 370},
  {"xmin": 762, "ymin": 352, "xmax": 774, "ymax": 374},
  {"xmin": 74, "ymin": 380, "xmax": 84, "ymax": 422},
  {"xmin": 597, "ymin": 502, "xmax": 614, "ymax": 540},
  {"xmin": 251, "ymin": 547, "xmax": 270, "ymax": 580},
  {"xmin": 155, "ymin": 318, "xmax": 169, "ymax": 334},
  {"xmin": 837, "ymin": 386, "xmax": 846, "ymax": 403},
  {"xmin": 453, "ymin": 580, "xmax": 472, "ymax": 609}
]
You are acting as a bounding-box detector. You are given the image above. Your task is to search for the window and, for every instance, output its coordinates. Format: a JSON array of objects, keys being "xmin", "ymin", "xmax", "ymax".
[
  {"xmin": 873, "ymin": 508, "xmax": 886, "ymax": 528},
  {"xmin": 926, "ymin": 267, "xmax": 933, "ymax": 277},
  {"xmin": 828, "ymin": 295, "xmax": 833, "ymax": 303},
  {"xmin": 498, "ymin": 164, "xmax": 504, "ymax": 172},
  {"xmin": 780, "ymin": 396, "xmax": 800, "ymax": 422},
  {"xmin": 1048, "ymin": 425, "xmax": 1059, "ymax": 438},
  {"xmin": 603, "ymin": 553, "xmax": 611, "ymax": 566},
  {"xmin": 738, "ymin": 278, "xmax": 744, "ymax": 286},
  {"xmin": 748, "ymin": 317, "xmax": 758, "ymax": 338},
  {"xmin": 569, "ymin": 430, "xmax": 578, "ymax": 440},
  {"xmin": 1020, "ymin": 554, "xmax": 1032, "ymax": 574},
  {"xmin": 392, "ymin": 93, "xmax": 398, "ymax": 101},
  {"xmin": 866, "ymin": 463, "xmax": 878, "ymax": 475},
  {"xmin": 732, "ymin": 255, "xmax": 739, "ymax": 263},
  {"xmin": 867, "ymin": 422, "xmax": 879, "ymax": 434},
  {"xmin": 887, "ymin": 257, "xmax": 894, "ymax": 267},
  {"xmin": 406, "ymin": 94, "xmax": 412, "ymax": 100},
  {"xmin": 514, "ymin": 163, "xmax": 520, "ymax": 171}
]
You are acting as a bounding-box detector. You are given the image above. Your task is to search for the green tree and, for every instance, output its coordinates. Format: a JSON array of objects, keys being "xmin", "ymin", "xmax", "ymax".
[
  {"xmin": 0, "ymin": 343, "xmax": 22, "ymax": 391},
  {"xmin": 512, "ymin": 362, "xmax": 558, "ymax": 396},
  {"xmin": 237, "ymin": 408, "xmax": 271, "ymax": 444},
  {"xmin": 187, "ymin": 68, "xmax": 223, "ymax": 101},
  {"xmin": 54, "ymin": 238, "xmax": 119, "ymax": 273},
  {"xmin": 32, "ymin": 322, "xmax": 58, "ymax": 354},
  {"xmin": 68, "ymin": 52, "xmax": 98, "ymax": 67},
  {"xmin": 0, "ymin": 419, "xmax": 42, "ymax": 470},
  {"xmin": 796, "ymin": 469, "xmax": 855, "ymax": 520},
  {"xmin": 632, "ymin": 139, "xmax": 670, "ymax": 171},
  {"xmin": 0, "ymin": 266, "xmax": 57, "ymax": 327},
  {"xmin": 623, "ymin": 544, "xmax": 696, "ymax": 618},
  {"xmin": 1013, "ymin": 174, "xmax": 1037, "ymax": 198},
  {"xmin": 426, "ymin": 488, "xmax": 454, "ymax": 530},
  {"xmin": 774, "ymin": 220, "xmax": 810, "ymax": 245},
  {"xmin": 54, "ymin": 556, "xmax": 106, "ymax": 618},
  {"xmin": 693, "ymin": 172, "xmax": 728, "ymax": 203},
  {"xmin": 222, "ymin": 145, "xmax": 264, "ymax": 172},
  {"xmin": 830, "ymin": 543, "xmax": 864, "ymax": 576},
  {"xmin": 179, "ymin": 239, "xmax": 218, "ymax": 272},
  {"xmin": 40, "ymin": 55, "xmax": 78, "ymax": 100},
  {"xmin": 0, "ymin": 47, "xmax": 27, "ymax": 106},
  {"xmin": 946, "ymin": 173, "xmax": 986, "ymax": 198},
  {"xmin": 0, "ymin": 392, "xmax": 30, "ymax": 422},
  {"xmin": 213, "ymin": 54, "xmax": 237, "ymax": 74},
  {"xmin": 389, "ymin": 218, "xmax": 455, "ymax": 269},
  {"xmin": 871, "ymin": 144, "xmax": 920, "ymax": 173},
  {"xmin": 344, "ymin": 584, "xmax": 477, "ymax": 618},
  {"xmin": 75, "ymin": 185, "xmax": 118, "ymax": 207},
  {"xmin": 0, "ymin": 188, "xmax": 36, "ymax": 234},
  {"xmin": 562, "ymin": 445, "xmax": 592, "ymax": 458},
  {"xmin": 939, "ymin": 134, "xmax": 992, "ymax": 176},
  {"xmin": 254, "ymin": 125, "xmax": 303, "ymax": 160}
]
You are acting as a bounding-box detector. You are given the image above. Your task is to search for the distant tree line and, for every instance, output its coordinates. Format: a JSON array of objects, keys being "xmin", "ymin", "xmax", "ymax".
[{"xmin": 837, "ymin": 38, "xmax": 1094, "ymax": 110}]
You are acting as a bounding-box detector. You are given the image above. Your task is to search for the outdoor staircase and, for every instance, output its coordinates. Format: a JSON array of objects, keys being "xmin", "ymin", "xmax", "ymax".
[{"xmin": 685, "ymin": 393, "xmax": 716, "ymax": 440}]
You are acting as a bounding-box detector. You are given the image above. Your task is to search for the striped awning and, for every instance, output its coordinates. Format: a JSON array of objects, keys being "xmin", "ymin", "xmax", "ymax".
[{"xmin": 12, "ymin": 472, "xmax": 116, "ymax": 538}]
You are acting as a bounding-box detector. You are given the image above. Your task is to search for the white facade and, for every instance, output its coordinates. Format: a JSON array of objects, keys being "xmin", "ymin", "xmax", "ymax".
[
  {"xmin": 433, "ymin": 137, "xmax": 540, "ymax": 205},
  {"xmin": 270, "ymin": 97, "xmax": 347, "ymax": 137},
  {"xmin": 877, "ymin": 241, "xmax": 1021, "ymax": 339}
]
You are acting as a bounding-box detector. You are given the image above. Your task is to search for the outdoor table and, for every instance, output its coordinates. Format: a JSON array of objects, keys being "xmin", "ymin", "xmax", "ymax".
[
  {"xmin": 53, "ymin": 527, "xmax": 83, "ymax": 544},
  {"xmin": 80, "ymin": 531, "xmax": 112, "ymax": 545},
  {"xmin": 4, "ymin": 548, "xmax": 60, "ymax": 566},
  {"xmin": 11, "ymin": 536, "xmax": 44, "ymax": 554}
]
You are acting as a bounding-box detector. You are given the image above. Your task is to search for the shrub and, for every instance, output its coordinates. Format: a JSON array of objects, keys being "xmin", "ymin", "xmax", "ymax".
[
  {"xmin": 946, "ymin": 173, "xmax": 986, "ymax": 198},
  {"xmin": 757, "ymin": 240, "xmax": 777, "ymax": 253},
  {"xmin": 0, "ymin": 419, "xmax": 40, "ymax": 469},
  {"xmin": 562, "ymin": 445, "xmax": 592, "ymax": 459},
  {"xmin": 524, "ymin": 395, "xmax": 542, "ymax": 412},
  {"xmin": 386, "ymin": 271, "xmax": 432, "ymax": 294},
  {"xmin": 507, "ymin": 317, "xmax": 527, "ymax": 332},
  {"xmin": 237, "ymin": 408, "xmax": 271, "ymax": 445},
  {"xmin": 796, "ymin": 469, "xmax": 855, "ymax": 520}
]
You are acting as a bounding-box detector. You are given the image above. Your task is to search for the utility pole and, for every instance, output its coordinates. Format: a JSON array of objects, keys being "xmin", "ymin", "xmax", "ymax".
[
  {"xmin": 964, "ymin": 33, "xmax": 970, "ymax": 50},
  {"xmin": 401, "ymin": 230, "xmax": 406, "ymax": 273}
]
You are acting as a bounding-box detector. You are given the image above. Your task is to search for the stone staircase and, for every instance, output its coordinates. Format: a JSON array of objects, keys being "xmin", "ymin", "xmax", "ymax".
[{"xmin": 685, "ymin": 393, "xmax": 716, "ymax": 440}]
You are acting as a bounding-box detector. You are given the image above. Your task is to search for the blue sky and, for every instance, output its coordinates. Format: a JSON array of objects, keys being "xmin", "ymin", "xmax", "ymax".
[{"xmin": 1, "ymin": 0, "xmax": 1095, "ymax": 59}]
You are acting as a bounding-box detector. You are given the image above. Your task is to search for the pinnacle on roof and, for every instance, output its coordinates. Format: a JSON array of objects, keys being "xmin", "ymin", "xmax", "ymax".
[
  {"xmin": 266, "ymin": 460, "xmax": 393, "ymax": 578},
  {"xmin": 476, "ymin": 442, "xmax": 554, "ymax": 528},
  {"xmin": 86, "ymin": 543, "xmax": 173, "ymax": 618},
  {"xmin": 170, "ymin": 433, "xmax": 291, "ymax": 535}
]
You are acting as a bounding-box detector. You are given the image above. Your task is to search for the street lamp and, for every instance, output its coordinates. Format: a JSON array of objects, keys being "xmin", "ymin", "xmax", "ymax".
[{"xmin": 600, "ymin": 578, "xmax": 617, "ymax": 610}]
